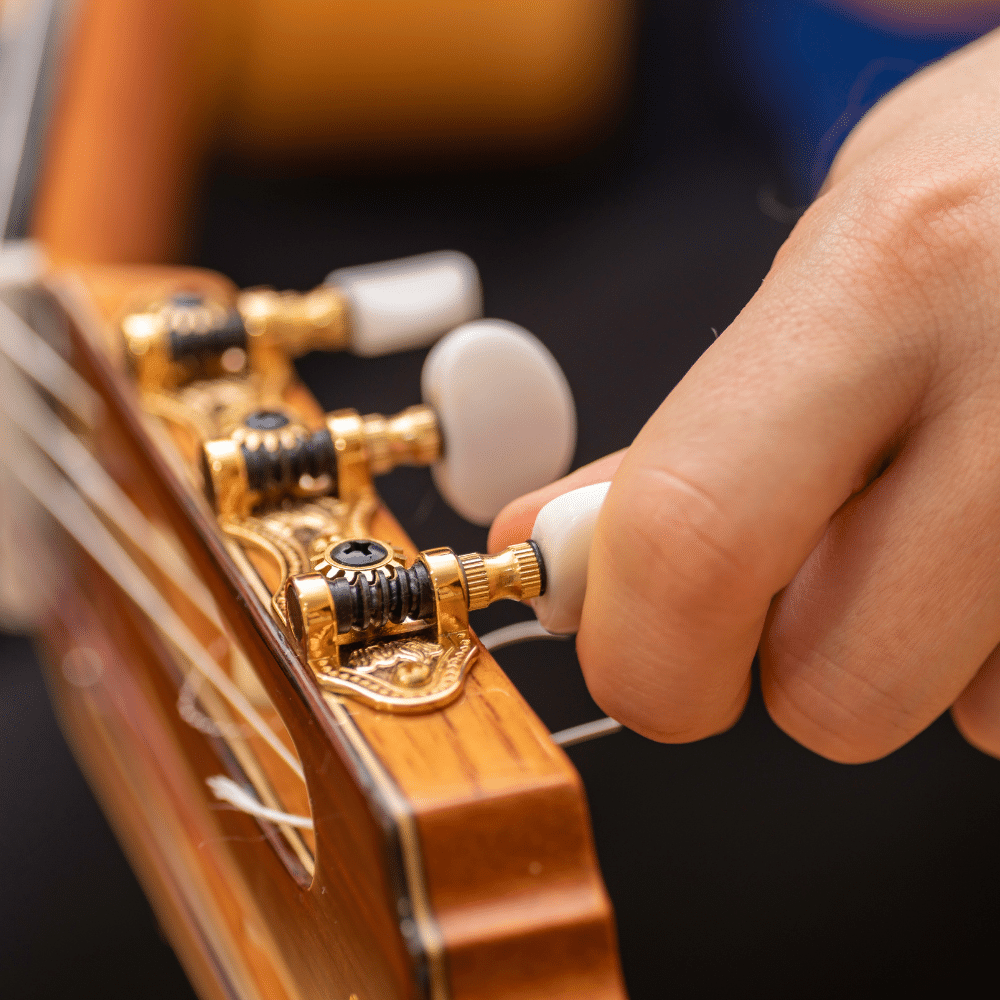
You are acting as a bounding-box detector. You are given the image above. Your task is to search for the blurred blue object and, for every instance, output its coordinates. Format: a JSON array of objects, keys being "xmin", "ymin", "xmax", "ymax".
[{"xmin": 721, "ymin": 1, "xmax": 1000, "ymax": 204}]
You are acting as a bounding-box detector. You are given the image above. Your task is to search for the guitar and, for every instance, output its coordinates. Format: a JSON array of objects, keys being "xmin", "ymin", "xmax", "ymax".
[
  {"xmin": 8, "ymin": 6, "xmax": 999, "ymax": 997},
  {"xmin": 0, "ymin": 246, "xmax": 625, "ymax": 1000}
]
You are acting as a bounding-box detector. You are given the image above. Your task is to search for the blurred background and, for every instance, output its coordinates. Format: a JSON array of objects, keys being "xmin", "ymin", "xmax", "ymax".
[{"xmin": 3, "ymin": 1, "xmax": 1000, "ymax": 997}]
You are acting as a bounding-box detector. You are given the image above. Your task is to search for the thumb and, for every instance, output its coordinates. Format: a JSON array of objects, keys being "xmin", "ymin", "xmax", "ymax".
[{"xmin": 578, "ymin": 189, "xmax": 939, "ymax": 742}]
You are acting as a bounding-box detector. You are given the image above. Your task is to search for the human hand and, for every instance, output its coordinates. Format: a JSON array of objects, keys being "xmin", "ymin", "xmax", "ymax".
[{"xmin": 489, "ymin": 28, "xmax": 1000, "ymax": 762}]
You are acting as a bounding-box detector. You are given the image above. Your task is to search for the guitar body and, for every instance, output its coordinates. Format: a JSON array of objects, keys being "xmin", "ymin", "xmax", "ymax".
[{"xmin": 27, "ymin": 266, "xmax": 625, "ymax": 1000}]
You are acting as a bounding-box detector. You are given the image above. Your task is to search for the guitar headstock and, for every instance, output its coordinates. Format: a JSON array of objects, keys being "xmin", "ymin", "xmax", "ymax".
[
  {"xmin": 2, "ymin": 246, "xmax": 625, "ymax": 1000},
  {"xmin": 110, "ymin": 251, "xmax": 572, "ymax": 712}
]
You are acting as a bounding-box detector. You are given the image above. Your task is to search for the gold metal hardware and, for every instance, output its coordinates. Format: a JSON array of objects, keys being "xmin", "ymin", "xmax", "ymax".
[
  {"xmin": 123, "ymin": 295, "xmax": 239, "ymax": 392},
  {"xmin": 202, "ymin": 438, "xmax": 252, "ymax": 518},
  {"xmin": 459, "ymin": 543, "xmax": 542, "ymax": 610},
  {"xmin": 201, "ymin": 404, "xmax": 441, "ymax": 518},
  {"xmin": 360, "ymin": 405, "xmax": 440, "ymax": 476},
  {"xmin": 120, "ymin": 284, "xmax": 350, "ymax": 393},
  {"xmin": 238, "ymin": 286, "xmax": 350, "ymax": 375},
  {"xmin": 122, "ymin": 277, "xmax": 539, "ymax": 716},
  {"xmin": 283, "ymin": 541, "xmax": 543, "ymax": 712}
]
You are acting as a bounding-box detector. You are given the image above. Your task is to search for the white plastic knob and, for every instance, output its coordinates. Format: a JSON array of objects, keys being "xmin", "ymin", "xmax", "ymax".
[
  {"xmin": 327, "ymin": 250, "xmax": 482, "ymax": 357},
  {"xmin": 531, "ymin": 481, "xmax": 610, "ymax": 635},
  {"xmin": 421, "ymin": 319, "xmax": 576, "ymax": 526}
]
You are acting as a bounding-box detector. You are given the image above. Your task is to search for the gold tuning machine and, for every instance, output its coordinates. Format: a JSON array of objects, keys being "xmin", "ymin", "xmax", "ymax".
[
  {"xmin": 121, "ymin": 250, "xmax": 483, "ymax": 392},
  {"xmin": 201, "ymin": 404, "xmax": 441, "ymax": 519},
  {"xmin": 237, "ymin": 286, "xmax": 350, "ymax": 371},
  {"xmin": 121, "ymin": 285, "xmax": 350, "ymax": 392},
  {"xmin": 283, "ymin": 539, "xmax": 544, "ymax": 711}
]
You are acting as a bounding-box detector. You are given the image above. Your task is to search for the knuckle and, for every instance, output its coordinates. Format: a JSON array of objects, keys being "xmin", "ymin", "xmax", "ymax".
[
  {"xmin": 761, "ymin": 631, "xmax": 924, "ymax": 763},
  {"xmin": 775, "ymin": 158, "xmax": 1000, "ymax": 354},
  {"xmin": 836, "ymin": 161, "xmax": 1000, "ymax": 307}
]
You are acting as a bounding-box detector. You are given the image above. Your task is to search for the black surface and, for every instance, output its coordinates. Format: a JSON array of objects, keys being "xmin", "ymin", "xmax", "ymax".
[{"xmin": 5, "ymin": 4, "xmax": 1000, "ymax": 998}]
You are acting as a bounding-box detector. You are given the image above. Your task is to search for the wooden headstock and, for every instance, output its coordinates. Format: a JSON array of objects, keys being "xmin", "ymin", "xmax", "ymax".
[{"xmin": 3, "ymin": 255, "xmax": 626, "ymax": 999}]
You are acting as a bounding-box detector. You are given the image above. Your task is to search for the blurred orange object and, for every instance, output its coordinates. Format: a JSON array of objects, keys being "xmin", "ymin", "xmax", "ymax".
[{"xmin": 32, "ymin": 0, "xmax": 635, "ymax": 265}]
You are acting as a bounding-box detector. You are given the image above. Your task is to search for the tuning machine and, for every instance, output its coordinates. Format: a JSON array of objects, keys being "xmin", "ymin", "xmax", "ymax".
[
  {"xmin": 201, "ymin": 319, "xmax": 576, "ymax": 526},
  {"xmin": 121, "ymin": 250, "xmax": 482, "ymax": 391},
  {"xmin": 283, "ymin": 538, "xmax": 544, "ymax": 711}
]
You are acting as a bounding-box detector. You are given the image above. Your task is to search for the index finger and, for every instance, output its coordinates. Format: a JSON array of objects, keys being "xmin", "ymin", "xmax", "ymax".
[{"xmin": 578, "ymin": 193, "xmax": 938, "ymax": 741}]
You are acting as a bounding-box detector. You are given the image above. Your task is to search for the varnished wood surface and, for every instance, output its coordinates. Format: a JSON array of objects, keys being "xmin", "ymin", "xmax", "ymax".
[{"xmin": 37, "ymin": 266, "xmax": 627, "ymax": 999}]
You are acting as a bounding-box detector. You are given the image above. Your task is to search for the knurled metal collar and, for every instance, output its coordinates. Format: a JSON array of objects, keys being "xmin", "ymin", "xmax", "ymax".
[
  {"xmin": 509, "ymin": 542, "xmax": 543, "ymax": 601},
  {"xmin": 458, "ymin": 552, "xmax": 490, "ymax": 611}
]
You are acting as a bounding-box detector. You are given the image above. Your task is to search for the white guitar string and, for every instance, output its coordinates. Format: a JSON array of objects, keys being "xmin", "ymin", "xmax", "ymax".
[
  {"xmin": 0, "ymin": 296, "xmax": 103, "ymax": 427},
  {"xmin": 0, "ymin": 418, "xmax": 305, "ymax": 781},
  {"xmin": 0, "ymin": 319, "xmax": 304, "ymax": 778},
  {"xmin": 550, "ymin": 716, "xmax": 624, "ymax": 748},
  {"xmin": 479, "ymin": 617, "xmax": 566, "ymax": 650},
  {"xmin": 0, "ymin": 347, "xmax": 223, "ymax": 621},
  {"xmin": 206, "ymin": 774, "xmax": 314, "ymax": 829},
  {"xmin": 478, "ymin": 620, "xmax": 624, "ymax": 747}
]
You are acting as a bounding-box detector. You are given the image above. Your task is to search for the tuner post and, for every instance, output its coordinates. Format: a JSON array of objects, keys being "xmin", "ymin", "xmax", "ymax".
[
  {"xmin": 284, "ymin": 540, "xmax": 545, "ymax": 673},
  {"xmin": 201, "ymin": 404, "xmax": 441, "ymax": 517},
  {"xmin": 120, "ymin": 285, "xmax": 352, "ymax": 393}
]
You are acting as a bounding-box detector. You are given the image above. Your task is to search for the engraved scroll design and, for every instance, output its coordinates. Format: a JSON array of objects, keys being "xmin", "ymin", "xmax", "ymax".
[{"xmin": 313, "ymin": 634, "xmax": 475, "ymax": 713}]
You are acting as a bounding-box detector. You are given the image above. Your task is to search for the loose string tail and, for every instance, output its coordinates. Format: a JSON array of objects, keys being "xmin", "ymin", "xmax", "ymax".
[
  {"xmin": 206, "ymin": 775, "xmax": 313, "ymax": 830},
  {"xmin": 478, "ymin": 619, "xmax": 623, "ymax": 747}
]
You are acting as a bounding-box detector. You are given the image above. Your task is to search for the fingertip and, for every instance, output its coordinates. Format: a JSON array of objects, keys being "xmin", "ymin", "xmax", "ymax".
[
  {"xmin": 760, "ymin": 646, "xmax": 918, "ymax": 765},
  {"xmin": 576, "ymin": 572, "xmax": 756, "ymax": 745},
  {"xmin": 951, "ymin": 653, "xmax": 1000, "ymax": 760},
  {"xmin": 951, "ymin": 704, "xmax": 1000, "ymax": 760},
  {"xmin": 486, "ymin": 449, "xmax": 627, "ymax": 553},
  {"xmin": 487, "ymin": 492, "xmax": 545, "ymax": 552}
]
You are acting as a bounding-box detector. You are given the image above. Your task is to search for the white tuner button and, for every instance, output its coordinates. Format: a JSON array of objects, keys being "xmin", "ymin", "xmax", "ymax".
[
  {"xmin": 422, "ymin": 319, "xmax": 576, "ymax": 526},
  {"xmin": 531, "ymin": 481, "xmax": 610, "ymax": 635},
  {"xmin": 327, "ymin": 250, "xmax": 482, "ymax": 357}
]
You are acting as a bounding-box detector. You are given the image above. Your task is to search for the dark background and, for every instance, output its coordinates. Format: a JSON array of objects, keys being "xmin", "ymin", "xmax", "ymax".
[{"xmin": 4, "ymin": 4, "xmax": 1000, "ymax": 997}]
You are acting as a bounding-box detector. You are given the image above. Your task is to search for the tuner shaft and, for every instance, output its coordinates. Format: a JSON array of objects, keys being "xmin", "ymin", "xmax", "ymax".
[
  {"xmin": 201, "ymin": 405, "xmax": 441, "ymax": 518},
  {"xmin": 284, "ymin": 541, "xmax": 545, "ymax": 662},
  {"xmin": 238, "ymin": 286, "xmax": 351, "ymax": 358}
]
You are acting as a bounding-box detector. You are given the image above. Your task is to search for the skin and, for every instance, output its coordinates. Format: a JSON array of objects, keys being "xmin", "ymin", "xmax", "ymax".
[{"xmin": 489, "ymin": 27, "xmax": 1000, "ymax": 763}]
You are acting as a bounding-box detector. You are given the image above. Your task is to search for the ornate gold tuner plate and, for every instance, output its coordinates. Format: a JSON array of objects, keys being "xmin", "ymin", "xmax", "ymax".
[
  {"xmin": 122, "ymin": 287, "xmax": 543, "ymax": 713},
  {"xmin": 316, "ymin": 635, "xmax": 476, "ymax": 713},
  {"xmin": 221, "ymin": 493, "xmax": 483, "ymax": 713}
]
